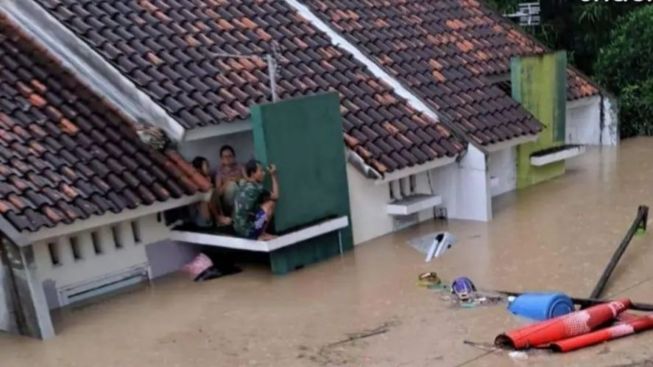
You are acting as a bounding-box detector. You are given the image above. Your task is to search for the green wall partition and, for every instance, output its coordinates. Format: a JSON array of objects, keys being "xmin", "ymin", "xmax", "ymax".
[
  {"xmin": 513, "ymin": 51, "xmax": 568, "ymax": 189},
  {"xmin": 250, "ymin": 92, "xmax": 353, "ymax": 273}
]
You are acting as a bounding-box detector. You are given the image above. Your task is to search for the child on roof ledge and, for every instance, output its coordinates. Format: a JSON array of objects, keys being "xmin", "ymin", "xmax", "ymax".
[
  {"xmin": 232, "ymin": 159, "xmax": 279, "ymax": 241},
  {"xmin": 190, "ymin": 157, "xmax": 231, "ymax": 228}
]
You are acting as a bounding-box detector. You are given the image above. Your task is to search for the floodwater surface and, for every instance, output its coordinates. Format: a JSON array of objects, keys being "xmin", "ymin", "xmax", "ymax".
[{"xmin": 2, "ymin": 138, "xmax": 653, "ymax": 366}]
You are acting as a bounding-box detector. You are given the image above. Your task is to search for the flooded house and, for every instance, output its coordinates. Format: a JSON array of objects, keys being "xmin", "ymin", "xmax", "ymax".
[{"xmin": 0, "ymin": 0, "xmax": 616, "ymax": 339}]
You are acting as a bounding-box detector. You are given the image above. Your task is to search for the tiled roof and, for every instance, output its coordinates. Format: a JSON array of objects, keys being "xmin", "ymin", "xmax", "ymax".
[
  {"xmin": 304, "ymin": 0, "xmax": 599, "ymax": 102},
  {"xmin": 567, "ymin": 68, "xmax": 600, "ymax": 101},
  {"xmin": 0, "ymin": 16, "xmax": 210, "ymax": 234},
  {"xmin": 468, "ymin": 2, "xmax": 600, "ymax": 100},
  {"xmin": 34, "ymin": 0, "xmax": 465, "ymax": 174},
  {"xmin": 300, "ymin": 0, "xmax": 545, "ymax": 146}
]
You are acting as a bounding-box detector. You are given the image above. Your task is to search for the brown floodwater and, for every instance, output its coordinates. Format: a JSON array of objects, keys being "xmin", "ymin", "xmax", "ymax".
[{"xmin": 2, "ymin": 138, "xmax": 653, "ymax": 366}]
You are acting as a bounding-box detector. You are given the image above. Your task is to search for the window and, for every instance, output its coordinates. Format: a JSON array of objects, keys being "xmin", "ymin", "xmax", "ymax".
[
  {"xmin": 47, "ymin": 242, "xmax": 60, "ymax": 266},
  {"xmin": 131, "ymin": 220, "xmax": 141, "ymax": 244},
  {"xmin": 70, "ymin": 237, "xmax": 82, "ymax": 261},
  {"xmin": 91, "ymin": 231, "xmax": 102, "ymax": 254},
  {"xmin": 112, "ymin": 225, "xmax": 123, "ymax": 249}
]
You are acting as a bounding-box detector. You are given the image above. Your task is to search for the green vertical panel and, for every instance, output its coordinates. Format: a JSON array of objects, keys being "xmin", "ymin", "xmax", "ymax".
[
  {"xmin": 554, "ymin": 52, "xmax": 568, "ymax": 142},
  {"xmin": 513, "ymin": 51, "xmax": 567, "ymax": 189},
  {"xmin": 250, "ymin": 93, "xmax": 347, "ymax": 231},
  {"xmin": 269, "ymin": 232, "xmax": 341, "ymax": 275},
  {"xmin": 250, "ymin": 92, "xmax": 354, "ymax": 255}
]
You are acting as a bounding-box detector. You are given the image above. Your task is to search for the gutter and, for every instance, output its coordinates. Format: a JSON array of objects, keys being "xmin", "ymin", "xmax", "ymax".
[
  {"xmin": 373, "ymin": 156, "xmax": 457, "ymax": 185},
  {"xmin": 481, "ymin": 134, "xmax": 539, "ymax": 154}
]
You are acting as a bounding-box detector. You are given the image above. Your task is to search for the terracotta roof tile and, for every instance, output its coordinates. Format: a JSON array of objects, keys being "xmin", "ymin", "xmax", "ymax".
[
  {"xmin": 301, "ymin": 0, "xmax": 600, "ymax": 143},
  {"xmin": 0, "ymin": 16, "xmax": 209, "ymax": 234},
  {"xmin": 35, "ymin": 0, "xmax": 465, "ymax": 173}
]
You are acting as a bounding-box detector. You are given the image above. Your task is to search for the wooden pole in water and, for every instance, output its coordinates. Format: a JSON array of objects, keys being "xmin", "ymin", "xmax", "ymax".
[{"xmin": 589, "ymin": 205, "xmax": 648, "ymax": 300}]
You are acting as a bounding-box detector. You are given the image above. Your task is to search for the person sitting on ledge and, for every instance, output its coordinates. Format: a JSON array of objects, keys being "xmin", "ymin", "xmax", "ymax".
[
  {"xmin": 232, "ymin": 159, "xmax": 279, "ymax": 241},
  {"xmin": 214, "ymin": 144, "xmax": 245, "ymax": 217},
  {"xmin": 189, "ymin": 157, "xmax": 231, "ymax": 228}
]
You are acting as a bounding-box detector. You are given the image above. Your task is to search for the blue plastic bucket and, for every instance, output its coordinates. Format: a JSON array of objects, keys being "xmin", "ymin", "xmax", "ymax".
[{"xmin": 508, "ymin": 292, "xmax": 574, "ymax": 321}]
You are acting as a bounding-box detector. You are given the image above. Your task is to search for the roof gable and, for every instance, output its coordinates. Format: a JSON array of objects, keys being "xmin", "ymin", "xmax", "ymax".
[
  {"xmin": 33, "ymin": 0, "xmax": 465, "ymax": 174},
  {"xmin": 0, "ymin": 15, "xmax": 209, "ymax": 234},
  {"xmin": 300, "ymin": 0, "xmax": 545, "ymax": 146}
]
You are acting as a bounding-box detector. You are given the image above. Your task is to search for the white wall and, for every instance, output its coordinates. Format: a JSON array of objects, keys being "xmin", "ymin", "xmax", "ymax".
[
  {"xmin": 565, "ymin": 95, "xmax": 619, "ymax": 146},
  {"xmin": 347, "ymin": 165, "xmax": 448, "ymax": 245},
  {"xmin": 346, "ymin": 164, "xmax": 393, "ymax": 245},
  {"xmin": 347, "ymin": 146, "xmax": 492, "ymax": 244},
  {"xmin": 178, "ymin": 131, "xmax": 255, "ymax": 175},
  {"xmin": 566, "ymin": 96, "xmax": 601, "ymax": 145},
  {"xmin": 32, "ymin": 214, "xmax": 167, "ymax": 309},
  {"xmin": 435, "ymin": 145, "xmax": 492, "ymax": 222},
  {"xmin": 487, "ymin": 147, "xmax": 517, "ymax": 197},
  {"xmin": 602, "ymin": 96, "xmax": 619, "ymax": 146}
]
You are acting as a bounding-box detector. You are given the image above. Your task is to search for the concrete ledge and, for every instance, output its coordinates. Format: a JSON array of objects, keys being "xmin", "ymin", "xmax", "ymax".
[
  {"xmin": 170, "ymin": 216, "xmax": 349, "ymax": 252},
  {"xmin": 386, "ymin": 194, "xmax": 442, "ymax": 216},
  {"xmin": 530, "ymin": 145, "xmax": 586, "ymax": 166}
]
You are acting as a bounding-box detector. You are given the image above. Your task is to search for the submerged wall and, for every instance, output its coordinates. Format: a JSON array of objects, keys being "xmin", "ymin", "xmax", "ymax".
[
  {"xmin": 566, "ymin": 96, "xmax": 601, "ymax": 145},
  {"xmin": 33, "ymin": 214, "xmax": 167, "ymax": 309},
  {"xmin": 348, "ymin": 145, "xmax": 491, "ymax": 245},
  {"xmin": 512, "ymin": 52, "xmax": 567, "ymax": 189},
  {"xmin": 488, "ymin": 147, "xmax": 517, "ymax": 197}
]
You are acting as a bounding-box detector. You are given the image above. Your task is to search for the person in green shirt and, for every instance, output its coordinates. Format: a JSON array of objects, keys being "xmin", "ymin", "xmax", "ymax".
[{"xmin": 232, "ymin": 159, "xmax": 279, "ymax": 240}]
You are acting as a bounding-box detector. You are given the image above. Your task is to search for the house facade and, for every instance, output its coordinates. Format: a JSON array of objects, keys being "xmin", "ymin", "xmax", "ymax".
[
  {"xmin": 0, "ymin": 0, "xmax": 618, "ymax": 339},
  {"xmin": 0, "ymin": 13, "xmax": 212, "ymax": 338}
]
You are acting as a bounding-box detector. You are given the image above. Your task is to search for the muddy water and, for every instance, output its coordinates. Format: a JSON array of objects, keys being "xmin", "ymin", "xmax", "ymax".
[{"xmin": 2, "ymin": 138, "xmax": 653, "ymax": 366}]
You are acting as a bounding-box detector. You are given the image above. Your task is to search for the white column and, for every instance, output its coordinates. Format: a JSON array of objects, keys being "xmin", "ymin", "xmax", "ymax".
[{"xmin": 452, "ymin": 145, "xmax": 492, "ymax": 221}]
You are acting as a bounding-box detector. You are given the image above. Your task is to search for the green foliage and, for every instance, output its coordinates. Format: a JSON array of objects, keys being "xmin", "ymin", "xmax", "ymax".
[
  {"xmin": 596, "ymin": 6, "xmax": 653, "ymax": 137},
  {"xmin": 485, "ymin": 0, "xmax": 642, "ymax": 74},
  {"xmin": 485, "ymin": 0, "xmax": 520, "ymax": 13},
  {"xmin": 487, "ymin": 1, "xmax": 653, "ymax": 138}
]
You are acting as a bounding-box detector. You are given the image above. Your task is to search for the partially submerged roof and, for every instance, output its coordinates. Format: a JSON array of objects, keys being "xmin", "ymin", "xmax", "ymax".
[
  {"xmin": 301, "ymin": 0, "xmax": 602, "ymax": 144},
  {"xmin": 34, "ymin": 0, "xmax": 465, "ymax": 175},
  {"xmin": 0, "ymin": 16, "xmax": 210, "ymax": 235},
  {"xmin": 300, "ymin": 0, "xmax": 546, "ymax": 147},
  {"xmin": 457, "ymin": 1, "xmax": 600, "ymax": 101},
  {"xmin": 309, "ymin": 0, "xmax": 599, "ymax": 100}
]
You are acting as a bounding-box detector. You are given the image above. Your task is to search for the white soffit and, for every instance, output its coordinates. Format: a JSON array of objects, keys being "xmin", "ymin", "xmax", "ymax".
[{"xmin": 171, "ymin": 216, "xmax": 349, "ymax": 252}]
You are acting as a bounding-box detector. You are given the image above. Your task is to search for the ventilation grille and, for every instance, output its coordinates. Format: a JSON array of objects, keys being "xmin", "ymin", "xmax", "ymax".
[{"xmin": 58, "ymin": 265, "xmax": 149, "ymax": 307}]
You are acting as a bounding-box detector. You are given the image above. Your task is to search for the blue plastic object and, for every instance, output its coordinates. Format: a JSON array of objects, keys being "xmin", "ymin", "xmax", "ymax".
[
  {"xmin": 508, "ymin": 292, "xmax": 574, "ymax": 321},
  {"xmin": 451, "ymin": 277, "xmax": 477, "ymax": 301}
]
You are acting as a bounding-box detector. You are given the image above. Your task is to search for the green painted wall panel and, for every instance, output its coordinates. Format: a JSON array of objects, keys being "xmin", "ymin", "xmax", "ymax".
[
  {"xmin": 250, "ymin": 93, "xmax": 353, "ymax": 251},
  {"xmin": 269, "ymin": 231, "xmax": 342, "ymax": 275},
  {"xmin": 512, "ymin": 51, "xmax": 568, "ymax": 189}
]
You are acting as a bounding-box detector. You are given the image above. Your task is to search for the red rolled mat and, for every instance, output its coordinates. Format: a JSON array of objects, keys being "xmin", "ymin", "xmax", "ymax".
[
  {"xmin": 495, "ymin": 299, "xmax": 631, "ymax": 350},
  {"xmin": 551, "ymin": 314, "xmax": 653, "ymax": 352}
]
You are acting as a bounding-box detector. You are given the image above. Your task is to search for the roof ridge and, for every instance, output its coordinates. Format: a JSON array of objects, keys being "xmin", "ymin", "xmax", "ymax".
[{"xmin": 33, "ymin": 0, "xmax": 467, "ymax": 175}]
